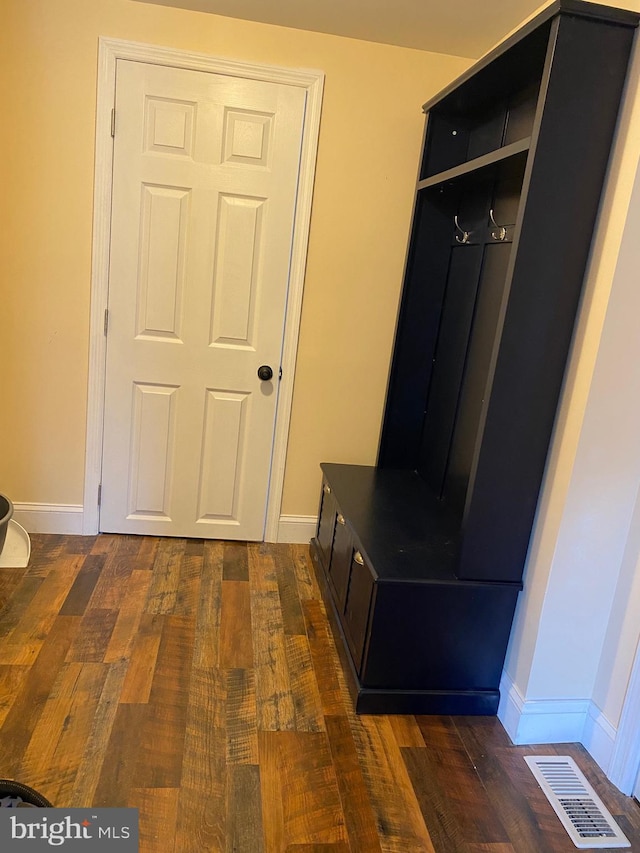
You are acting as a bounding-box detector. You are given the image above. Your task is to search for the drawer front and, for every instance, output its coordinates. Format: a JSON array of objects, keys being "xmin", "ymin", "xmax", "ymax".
[
  {"xmin": 343, "ymin": 549, "xmax": 374, "ymax": 674},
  {"xmin": 316, "ymin": 482, "xmax": 336, "ymax": 572},
  {"xmin": 328, "ymin": 512, "xmax": 351, "ymax": 610}
]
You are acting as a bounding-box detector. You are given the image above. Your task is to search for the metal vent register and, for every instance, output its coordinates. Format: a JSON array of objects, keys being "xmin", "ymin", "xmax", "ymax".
[{"xmin": 524, "ymin": 756, "xmax": 630, "ymax": 848}]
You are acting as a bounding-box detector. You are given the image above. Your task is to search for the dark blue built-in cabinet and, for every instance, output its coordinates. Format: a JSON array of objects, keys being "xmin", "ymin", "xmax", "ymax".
[{"xmin": 311, "ymin": 1, "xmax": 640, "ymax": 714}]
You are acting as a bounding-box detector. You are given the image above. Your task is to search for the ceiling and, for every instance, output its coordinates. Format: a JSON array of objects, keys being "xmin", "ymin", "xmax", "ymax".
[{"xmin": 132, "ymin": 0, "xmax": 548, "ymax": 59}]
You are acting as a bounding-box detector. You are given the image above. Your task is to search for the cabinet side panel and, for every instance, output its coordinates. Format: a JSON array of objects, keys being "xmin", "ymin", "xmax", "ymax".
[
  {"xmin": 418, "ymin": 244, "xmax": 484, "ymax": 494},
  {"xmin": 362, "ymin": 582, "xmax": 520, "ymax": 691},
  {"xmin": 458, "ymin": 15, "xmax": 636, "ymax": 583},
  {"xmin": 443, "ymin": 241, "xmax": 513, "ymax": 511},
  {"xmin": 378, "ymin": 192, "xmax": 456, "ymax": 468}
]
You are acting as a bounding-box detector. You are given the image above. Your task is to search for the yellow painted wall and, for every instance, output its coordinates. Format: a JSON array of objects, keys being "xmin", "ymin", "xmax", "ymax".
[{"xmin": 0, "ymin": 0, "xmax": 469, "ymax": 511}]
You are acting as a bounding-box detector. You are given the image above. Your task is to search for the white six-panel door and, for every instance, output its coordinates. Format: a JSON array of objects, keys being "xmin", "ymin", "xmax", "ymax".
[{"xmin": 99, "ymin": 59, "xmax": 306, "ymax": 539}]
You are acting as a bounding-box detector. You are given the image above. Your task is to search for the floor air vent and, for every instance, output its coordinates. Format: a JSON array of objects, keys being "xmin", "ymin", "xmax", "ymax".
[{"xmin": 524, "ymin": 756, "xmax": 630, "ymax": 848}]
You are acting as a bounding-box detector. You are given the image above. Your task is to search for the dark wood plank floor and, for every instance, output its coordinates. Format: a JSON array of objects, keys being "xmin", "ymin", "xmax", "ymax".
[{"xmin": 0, "ymin": 534, "xmax": 639, "ymax": 852}]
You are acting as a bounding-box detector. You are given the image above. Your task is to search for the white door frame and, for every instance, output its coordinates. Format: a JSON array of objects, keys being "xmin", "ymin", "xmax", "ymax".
[{"xmin": 83, "ymin": 37, "xmax": 323, "ymax": 540}]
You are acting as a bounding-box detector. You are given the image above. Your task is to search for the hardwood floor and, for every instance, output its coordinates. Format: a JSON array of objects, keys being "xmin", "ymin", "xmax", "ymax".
[{"xmin": 0, "ymin": 534, "xmax": 639, "ymax": 852}]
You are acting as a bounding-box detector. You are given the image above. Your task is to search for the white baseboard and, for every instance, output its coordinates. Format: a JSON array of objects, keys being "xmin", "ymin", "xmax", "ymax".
[
  {"xmin": 498, "ymin": 670, "xmax": 526, "ymax": 741},
  {"xmin": 12, "ymin": 503, "xmax": 84, "ymax": 535},
  {"xmin": 498, "ymin": 670, "xmax": 591, "ymax": 744},
  {"xmin": 277, "ymin": 514, "xmax": 317, "ymax": 544},
  {"xmin": 607, "ymin": 640, "xmax": 640, "ymax": 794},
  {"xmin": 499, "ymin": 671, "xmax": 623, "ymax": 784},
  {"xmin": 583, "ymin": 702, "xmax": 617, "ymax": 775},
  {"xmin": 11, "ymin": 506, "xmax": 316, "ymax": 542}
]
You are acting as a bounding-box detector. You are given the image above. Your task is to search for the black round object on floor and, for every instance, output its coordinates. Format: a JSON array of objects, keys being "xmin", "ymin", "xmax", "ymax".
[{"xmin": 0, "ymin": 779, "xmax": 52, "ymax": 808}]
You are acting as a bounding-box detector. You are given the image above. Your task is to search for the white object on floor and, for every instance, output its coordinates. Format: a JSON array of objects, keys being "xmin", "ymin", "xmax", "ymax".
[{"xmin": 0, "ymin": 519, "xmax": 31, "ymax": 568}]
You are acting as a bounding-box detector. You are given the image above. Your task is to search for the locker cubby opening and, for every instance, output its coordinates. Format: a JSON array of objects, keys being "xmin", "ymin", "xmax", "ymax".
[
  {"xmin": 420, "ymin": 21, "xmax": 550, "ymax": 179},
  {"xmin": 379, "ymin": 152, "xmax": 528, "ymax": 525}
]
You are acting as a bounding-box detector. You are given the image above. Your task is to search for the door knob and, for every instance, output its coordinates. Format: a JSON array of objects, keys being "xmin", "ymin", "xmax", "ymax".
[{"xmin": 257, "ymin": 365, "xmax": 273, "ymax": 381}]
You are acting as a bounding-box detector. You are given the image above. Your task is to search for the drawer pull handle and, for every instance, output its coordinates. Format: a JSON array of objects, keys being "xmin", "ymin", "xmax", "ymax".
[
  {"xmin": 323, "ymin": 484, "xmax": 331, "ymax": 495},
  {"xmin": 337, "ymin": 514, "xmax": 346, "ymax": 525},
  {"xmin": 354, "ymin": 551, "xmax": 364, "ymax": 565}
]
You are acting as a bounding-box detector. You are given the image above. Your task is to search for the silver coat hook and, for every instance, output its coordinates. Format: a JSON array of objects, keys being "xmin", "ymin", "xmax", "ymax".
[
  {"xmin": 454, "ymin": 215, "xmax": 471, "ymax": 244},
  {"xmin": 489, "ymin": 209, "xmax": 507, "ymax": 241}
]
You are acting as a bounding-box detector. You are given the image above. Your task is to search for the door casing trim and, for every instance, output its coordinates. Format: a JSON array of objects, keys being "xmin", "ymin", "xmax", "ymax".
[{"xmin": 83, "ymin": 37, "xmax": 324, "ymax": 539}]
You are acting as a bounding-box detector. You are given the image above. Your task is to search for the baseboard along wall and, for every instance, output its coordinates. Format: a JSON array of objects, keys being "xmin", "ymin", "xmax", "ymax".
[
  {"xmin": 12, "ymin": 503, "xmax": 85, "ymax": 535},
  {"xmin": 13, "ymin": 505, "xmax": 317, "ymax": 545},
  {"xmin": 498, "ymin": 670, "xmax": 618, "ymax": 783},
  {"xmin": 275, "ymin": 515, "xmax": 318, "ymax": 544}
]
